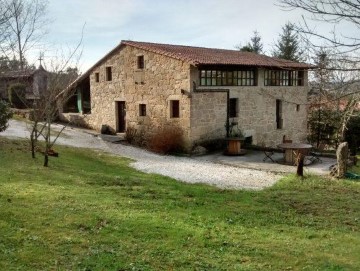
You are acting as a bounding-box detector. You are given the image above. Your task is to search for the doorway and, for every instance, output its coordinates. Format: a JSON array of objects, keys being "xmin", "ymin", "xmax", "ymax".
[{"xmin": 116, "ymin": 101, "xmax": 126, "ymax": 133}]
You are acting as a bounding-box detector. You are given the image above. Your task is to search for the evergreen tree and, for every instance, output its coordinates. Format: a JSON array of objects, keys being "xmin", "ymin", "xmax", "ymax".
[
  {"xmin": 0, "ymin": 55, "xmax": 34, "ymax": 71},
  {"xmin": 238, "ymin": 31, "xmax": 263, "ymax": 54},
  {"xmin": 0, "ymin": 100, "xmax": 12, "ymax": 132},
  {"xmin": 273, "ymin": 22, "xmax": 303, "ymax": 61}
]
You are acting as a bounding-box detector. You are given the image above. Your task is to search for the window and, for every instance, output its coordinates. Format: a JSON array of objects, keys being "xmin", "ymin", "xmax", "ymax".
[
  {"xmin": 199, "ymin": 69, "xmax": 256, "ymax": 86},
  {"xmin": 297, "ymin": 71, "xmax": 304, "ymax": 86},
  {"xmin": 137, "ymin": 55, "xmax": 144, "ymax": 69},
  {"xmin": 229, "ymin": 98, "xmax": 238, "ymax": 118},
  {"xmin": 276, "ymin": 99, "xmax": 283, "ymax": 129},
  {"xmin": 296, "ymin": 104, "xmax": 300, "ymax": 112},
  {"xmin": 106, "ymin": 67, "xmax": 112, "ymax": 81},
  {"xmin": 264, "ymin": 70, "xmax": 304, "ymax": 86},
  {"xmin": 139, "ymin": 104, "xmax": 146, "ymax": 116},
  {"xmin": 95, "ymin": 72, "xmax": 99, "ymax": 82},
  {"xmin": 170, "ymin": 100, "xmax": 180, "ymax": 118}
]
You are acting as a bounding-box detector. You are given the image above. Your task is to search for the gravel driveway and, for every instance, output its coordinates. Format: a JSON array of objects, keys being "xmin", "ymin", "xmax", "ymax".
[{"xmin": 1, "ymin": 120, "xmax": 282, "ymax": 190}]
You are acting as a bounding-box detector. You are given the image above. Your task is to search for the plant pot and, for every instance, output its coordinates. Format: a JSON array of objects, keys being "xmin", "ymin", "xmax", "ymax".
[{"xmin": 224, "ymin": 137, "xmax": 246, "ymax": 156}]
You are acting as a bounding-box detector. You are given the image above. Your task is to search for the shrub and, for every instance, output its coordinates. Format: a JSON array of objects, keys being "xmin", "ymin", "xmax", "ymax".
[
  {"xmin": 345, "ymin": 115, "xmax": 360, "ymax": 155},
  {"xmin": 7, "ymin": 83, "xmax": 27, "ymax": 108},
  {"xmin": 307, "ymin": 109, "xmax": 341, "ymax": 148},
  {"xmin": 125, "ymin": 126, "xmax": 137, "ymax": 144},
  {"xmin": 147, "ymin": 125, "xmax": 184, "ymax": 154},
  {"xmin": 0, "ymin": 100, "xmax": 13, "ymax": 132}
]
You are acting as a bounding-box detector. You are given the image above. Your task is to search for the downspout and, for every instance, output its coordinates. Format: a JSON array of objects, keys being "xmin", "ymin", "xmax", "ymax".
[{"xmin": 191, "ymin": 81, "xmax": 230, "ymax": 138}]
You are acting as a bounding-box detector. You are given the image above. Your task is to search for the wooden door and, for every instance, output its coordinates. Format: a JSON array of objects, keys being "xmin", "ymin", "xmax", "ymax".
[{"xmin": 117, "ymin": 101, "xmax": 126, "ymax": 133}]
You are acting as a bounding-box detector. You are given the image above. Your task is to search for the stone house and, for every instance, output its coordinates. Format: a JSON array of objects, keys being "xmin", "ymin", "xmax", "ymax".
[
  {"xmin": 60, "ymin": 40, "xmax": 313, "ymax": 149},
  {"xmin": 0, "ymin": 65, "xmax": 48, "ymax": 102}
]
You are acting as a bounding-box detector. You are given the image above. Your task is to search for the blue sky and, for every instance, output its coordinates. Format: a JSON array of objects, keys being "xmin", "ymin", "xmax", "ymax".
[{"xmin": 33, "ymin": 0, "xmax": 356, "ymax": 72}]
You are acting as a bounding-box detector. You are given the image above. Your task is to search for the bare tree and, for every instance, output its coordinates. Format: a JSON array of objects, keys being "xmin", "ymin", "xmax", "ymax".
[
  {"xmin": 278, "ymin": 0, "xmax": 360, "ymax": 147},
  {"xmin": 0, "ymin": 1, "xmax": 9, "ymax": 34},
  {"xmin": 0, "ymin": 0, "xmax": 48, "ymax": 70},
  {"xmin": 278, "ymin": 0, "xmax": 360, "ymax": 54},
  {"xmin": 0, "ymin": 1, "xmax": 10, "ymax": 63},
  {"xmin": 308, "ymin": 48, "xmax": 360, "ymax": 149},
  {"xmin": 29, "ymin": 33, "xmax": 83, "ymax": 166}
]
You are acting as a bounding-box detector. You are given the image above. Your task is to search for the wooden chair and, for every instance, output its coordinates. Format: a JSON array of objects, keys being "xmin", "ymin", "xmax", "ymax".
[{"xmin": 305, "ymin": 144, "xmax": 324, "ymax": 165}]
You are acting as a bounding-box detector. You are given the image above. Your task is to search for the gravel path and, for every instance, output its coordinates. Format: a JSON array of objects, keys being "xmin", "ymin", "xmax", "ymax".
[{"xmin": 1, "ymin": 120, "xmax": 282, "ymax": 190}]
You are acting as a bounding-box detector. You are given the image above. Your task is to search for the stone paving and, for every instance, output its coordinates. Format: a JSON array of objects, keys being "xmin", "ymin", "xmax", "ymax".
[{"xmin": 194, "ymin": 149, "xmax": 336, "ymax": 176}]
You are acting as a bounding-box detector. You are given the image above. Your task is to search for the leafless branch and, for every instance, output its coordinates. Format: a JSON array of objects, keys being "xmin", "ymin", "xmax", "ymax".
[
  {"xmin": 278, "ymin": 0, "xmax": 360, "ymax": 53},
  {"xmin": 0, "ymin": 0, "xmax": 48, "ymax": 70}
]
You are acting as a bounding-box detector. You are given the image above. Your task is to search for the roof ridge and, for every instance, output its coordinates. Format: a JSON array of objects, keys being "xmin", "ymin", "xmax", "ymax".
[
  {"xmin": 122, "ymin": 39, "xmax": 259, "ymax": 54},
  {"xmin": 122, "ymin": 40, "xmax": 312, "ymax": 67},
  {"xmin": 122, "ymin": 40, "xmax": 199, "ymax": 65}
]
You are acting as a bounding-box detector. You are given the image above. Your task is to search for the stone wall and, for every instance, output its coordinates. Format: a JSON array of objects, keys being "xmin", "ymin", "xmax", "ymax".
[
  {"xmin": 190, "ymin": 68, "xmax": 309, "ymax": 147},
  {"xmin": 190, "ymin": 91, "xmax": 228, "ymax": 143},
  {"xmin": 58, "ymin": 112, "xmax": 91, "ymax": 128},
  {"xmin": 87, "ymin": 45, "xmax": 192, "ymax": 145},
  {"xmin": 232, "ymin": 86, "xmax": 308, "ymax": 146},
  {"xmin": 83, "ymin": 46, "xmax": 309, "ymax": 150}
]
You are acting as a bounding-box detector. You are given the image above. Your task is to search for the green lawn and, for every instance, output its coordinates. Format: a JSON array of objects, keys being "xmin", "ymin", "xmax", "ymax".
[{"xmin": 0, "ymin": 138, "xmax": 359, "ymax": 271}]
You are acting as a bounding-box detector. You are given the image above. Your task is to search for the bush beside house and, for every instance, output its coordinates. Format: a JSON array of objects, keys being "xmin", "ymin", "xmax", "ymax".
[{"xmin": 0, "ymin": 100, "xmax": 13, "ymax": 132}]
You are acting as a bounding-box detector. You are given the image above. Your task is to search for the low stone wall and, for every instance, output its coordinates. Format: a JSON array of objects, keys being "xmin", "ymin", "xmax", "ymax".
[
  {"xmin": 11, "ymin": 108, "xmax": 33, "ymax": 120},
  {"xmin": 58, "ymin": 113, "xmax": 92, "ymax": 129}
]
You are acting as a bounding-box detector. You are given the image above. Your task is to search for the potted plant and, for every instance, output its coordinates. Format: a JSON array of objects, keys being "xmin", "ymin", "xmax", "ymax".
[{"xmin": 225, "ymin": 121, "xmax": 246, "ymax": 155}]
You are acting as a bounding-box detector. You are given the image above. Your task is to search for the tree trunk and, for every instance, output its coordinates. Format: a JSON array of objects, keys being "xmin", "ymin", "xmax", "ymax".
[
  {"xmin": 43, "ymin": 153, "xmax": 48, "ymax": 167},
  {"xmin": 30, "ymin": 121, "xmax": 39, "ymax": 158},
  {"xmin": 31, "ymin": 131, "xmax": 35, "ymax": 158},
  {"xmin": 43, "ymin": 121, "xmax": 51, "ymax": 167},
  {"xmin": 296, "ymin": 153, "xmax": 305, "ymax": 177}
]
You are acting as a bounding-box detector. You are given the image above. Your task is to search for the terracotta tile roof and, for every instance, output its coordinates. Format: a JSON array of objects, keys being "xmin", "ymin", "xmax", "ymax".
[
  {"xmin": 0, "ymin": 65, "xmax": 45, "ymax": 79},
  {"xmin": 122, "ymin": 40, "xmax": 313, "ymax": 69},
  {"xmin": 64, "ymin": 40, "xmax": 313, "ymax": 93},
  {"xmin": 0, "ymin": 69, "xmax": 34, "ymax": 79}
]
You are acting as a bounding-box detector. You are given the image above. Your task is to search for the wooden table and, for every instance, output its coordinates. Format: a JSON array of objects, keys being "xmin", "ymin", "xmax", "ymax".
[{"xmin": 277, "ymin": 143, "xmax": 312, "ymax": 165}]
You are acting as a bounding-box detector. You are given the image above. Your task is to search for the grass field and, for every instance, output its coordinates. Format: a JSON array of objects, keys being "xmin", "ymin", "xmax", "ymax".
[{"xmin": 0, "ymin": 138, "xmax": 359, "ymax": 270}]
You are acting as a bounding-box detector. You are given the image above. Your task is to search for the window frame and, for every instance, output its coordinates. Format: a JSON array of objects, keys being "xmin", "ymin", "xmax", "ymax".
[
  {"xmin": 229, "ymin": 98, "xmax": 238, "ymax": 118},
  {"xmin": 137, "ymin": 55, "xmax": 144, "ymax": 69},
  {"xmin": 170, "ymin": 100, "xmax": 180, "ymax": 118},
  {"xmin": 264, "ymin": 70, "xmax": 304, "ymax": 86},
  {"xmin": 95, "ymin": 72, "xmax": 100, "ymax": 82},
  {"xmin": 199, "ymin": 67, "xmax": 256, "ymax": 87},
  {"xmin": 139, "ymin": 104, "xmax": 147, "ymax": 117},
  {"xmin": 105, "ymin": 66, "xmax": 112, "ymax": 81}
]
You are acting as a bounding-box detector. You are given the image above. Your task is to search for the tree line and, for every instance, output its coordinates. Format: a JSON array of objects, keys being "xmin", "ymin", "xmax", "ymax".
[{"xmin": 236, "ymin": 22, "xmax": 303, "ymax": 62}]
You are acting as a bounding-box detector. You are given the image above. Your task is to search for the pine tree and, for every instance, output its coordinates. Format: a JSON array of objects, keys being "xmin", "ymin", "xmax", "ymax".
[
  {"xmin": 238, "ymin": 31, "xmax": 263, "ymax": 54},
  {"xmin": 273, "ymin": 22, "xmax": 303, "ymax": 61}
]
